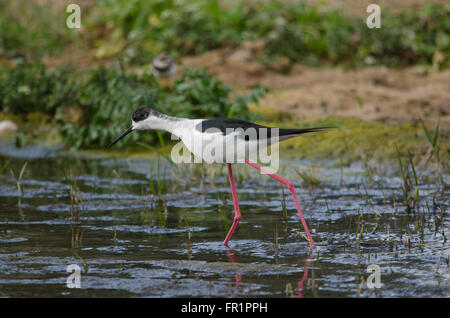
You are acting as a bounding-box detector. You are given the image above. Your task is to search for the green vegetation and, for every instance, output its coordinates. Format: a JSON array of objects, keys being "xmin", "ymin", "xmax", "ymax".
[
  {"xmin": 92, "ymin": 0, "xmax": 246, "ymax": 60},
  {"xmin": 0, "ymin": 62, "xmax": 264, "ymax": 149},
  {"xmin": 0, "ymin": 1, "xmax": 73, "ymax": 59},
  {"xmin": 1, "ymin": 1, "xmax": 448, "ymax": 68},
  {"xmin": 394, "ymin": 119, "xmax": 445, "ymax": 212},
  {"xmin": 10, "ymin": 161, "xmax": 27, "ymax": 196},
  {"xmin": 0, "ymin": 63, "xmax": 76, "ymax": 115},
  {"xmin": 92, "ymin": 0, "xmax": 449, "ymax": 68}
]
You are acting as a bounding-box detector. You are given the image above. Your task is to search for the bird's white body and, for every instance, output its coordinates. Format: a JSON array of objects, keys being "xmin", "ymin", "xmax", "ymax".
[{"xmin": 133, "ymin": 116, "xmax": 277, "ymax": 163}]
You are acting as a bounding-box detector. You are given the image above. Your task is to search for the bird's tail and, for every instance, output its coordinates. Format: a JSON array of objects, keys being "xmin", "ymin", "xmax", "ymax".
[{"xmin": 278, "ymin": 127, "xmax": 334, "ymax": 138}]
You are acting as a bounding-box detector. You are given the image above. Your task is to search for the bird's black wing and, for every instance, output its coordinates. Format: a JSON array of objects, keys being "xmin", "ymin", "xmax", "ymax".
[
  {"xmin": 195, "ymin": 118, "xmax": 330, "ymax": 140},
  {"xmin": 195, "ymin": 118, "xmax": 266, "ymax": 134}
]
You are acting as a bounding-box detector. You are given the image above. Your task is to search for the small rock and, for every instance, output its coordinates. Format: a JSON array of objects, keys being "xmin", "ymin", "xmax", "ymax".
[{"xmin": 0, "ymin": 120, "xmax": 18, "ymax": 134}]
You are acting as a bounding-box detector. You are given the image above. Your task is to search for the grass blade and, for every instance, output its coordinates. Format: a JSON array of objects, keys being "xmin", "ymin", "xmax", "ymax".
[
  {"xmin": 420, "ymin": 118, "xmax": 433, "ymax": 147},
  {"xmin": 432, "ymin": 118, "xmax": 440, "ymax": 148},
  {"xmin": 408, "ymin": 150, "xmax": 419, "ymax": 186},
  {"xmin": 395, "ymin": 144, "xmax": 404, "ymax": 171},
  {"xmin": 156, "ymin": 131, "xmax": 165, "ymax": 148}
]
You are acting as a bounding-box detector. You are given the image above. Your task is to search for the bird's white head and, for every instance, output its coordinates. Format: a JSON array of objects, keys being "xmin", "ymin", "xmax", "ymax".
[{"xmin": 108, "ymin": 107, "xmax": 166, "ymax": 147}]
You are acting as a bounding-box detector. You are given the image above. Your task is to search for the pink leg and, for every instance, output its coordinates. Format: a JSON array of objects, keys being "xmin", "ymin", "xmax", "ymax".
[
  {"xmin": 226, "ymin": 249, "xmax": 242, "ymax": 290},
  {"xmin": 223, "ymin": 163, "xmax": 242, "ymax": 246},
  {"xmin": 245, "ymin": 158, "xmax": 316, "ymax": 248},
  {"xmin": 296, "ymin": 259, "xmax": 311, "ymax": 298}
]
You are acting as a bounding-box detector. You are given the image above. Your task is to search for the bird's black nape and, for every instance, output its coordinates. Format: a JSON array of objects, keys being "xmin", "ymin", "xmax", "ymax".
[
  {"xmin": 132, "ymin": 107, "xmax": 164, "ymax": 123},
  {"xmin": 108, "ymin": 126, "xmax": 133, "ymax": 148},
  {"xmin": 132, "ymin": 107, "xmax": 151, "ymax": 123}
]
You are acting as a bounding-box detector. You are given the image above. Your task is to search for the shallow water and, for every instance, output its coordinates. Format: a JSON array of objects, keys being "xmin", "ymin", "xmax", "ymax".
[{"xmin": 0, "ymin": 142, "xmax": 449, "ymax": 297}]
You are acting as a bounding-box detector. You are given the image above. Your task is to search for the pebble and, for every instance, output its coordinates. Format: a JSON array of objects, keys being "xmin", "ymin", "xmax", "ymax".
[{"xmin": 0, "ymin": 120, "xmax": 18, "ymax": 134}]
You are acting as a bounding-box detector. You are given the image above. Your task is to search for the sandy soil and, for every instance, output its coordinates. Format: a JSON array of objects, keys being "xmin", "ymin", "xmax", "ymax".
[{"xmin": 183, "ymin": 43, "xmax": 450, "ymax": 126}]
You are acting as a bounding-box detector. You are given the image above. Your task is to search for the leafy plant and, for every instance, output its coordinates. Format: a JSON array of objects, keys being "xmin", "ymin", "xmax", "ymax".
[
  {"xmin": 0, "ymin": 0, "xmax": 73, "ymax": 58},
  {"xmin": 93, "ymin": 0, "xmax": 449, "ymax": 68},
  {"xmin": 0, "ymin": 62, "xmax": 76, "ymax": 115},
  {"xmin": 95, "ymin": 0, "xmax": 247, "ymax": 62},
  {"xmin": 60, "ymin": 64, "xmax": 161, "ymax": 149},
  {"xmin": 0, "ymin": 62, "xmax": 265, "ymax": 150}
]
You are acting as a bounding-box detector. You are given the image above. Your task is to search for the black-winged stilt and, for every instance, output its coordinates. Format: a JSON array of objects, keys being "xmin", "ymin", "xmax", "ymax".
[
  {"xmin": 151, "ymin": 53, "xmax": 177, "ymax": 78},
  {"xmin": 109, "ymin": 107, "xmax": 331, "ymax": 248}
]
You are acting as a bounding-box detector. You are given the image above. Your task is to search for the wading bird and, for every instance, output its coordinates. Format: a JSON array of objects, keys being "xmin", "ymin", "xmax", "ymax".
[
  {"xmin": 151, "ymin": 53, "xmax": 177, "ymax": 78},
  {"xmin": 109, "ymin": 107, "xmax": 331, "ymax": 248}
]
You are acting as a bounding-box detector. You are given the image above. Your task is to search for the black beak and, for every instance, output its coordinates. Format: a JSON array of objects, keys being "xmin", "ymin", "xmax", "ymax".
[{"xmin": 108, "ymin": 126, "xmax": 133, "ymax": 148}]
